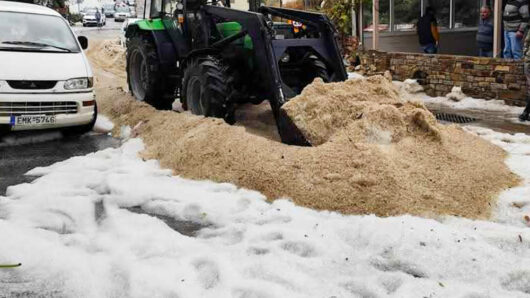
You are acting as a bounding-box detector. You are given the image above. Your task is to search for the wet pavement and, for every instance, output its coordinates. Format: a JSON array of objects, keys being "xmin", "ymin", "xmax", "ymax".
[
  {"xmin": 126, "ymin": 206, "xmax": 208, "ymax": 236},
  {"xmin": 0, "ymin": 131, "xmax": 120, "ymax": 196},
  {"xmin": 426, "ymin": 103, "xmax": 530, "ymax": 134}
]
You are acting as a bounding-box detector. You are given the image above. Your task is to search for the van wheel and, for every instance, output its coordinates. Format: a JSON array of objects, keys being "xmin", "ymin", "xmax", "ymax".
[{"xmin": 62, "ymin": 103, "xmax": 97, "ymax": 136}]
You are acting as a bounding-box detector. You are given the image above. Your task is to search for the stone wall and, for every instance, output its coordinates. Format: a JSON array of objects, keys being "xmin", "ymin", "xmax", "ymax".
[{"xmin": 358, "ymin": 51, "xmax": 527, "ymax": 106}]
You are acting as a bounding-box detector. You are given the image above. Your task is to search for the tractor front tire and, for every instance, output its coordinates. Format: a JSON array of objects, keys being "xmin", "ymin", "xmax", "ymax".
[
  {"xmin": 126, "ymin": 35, "xmax": 172, "ymax": 110},
  {"xmin": 182, "ymin": 56, "xmax": 234, "ymax": 123}
]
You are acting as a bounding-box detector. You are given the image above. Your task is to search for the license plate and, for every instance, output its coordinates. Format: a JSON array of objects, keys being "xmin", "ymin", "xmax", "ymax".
[{"xmin": 10, "ymin": 115, "xmax": 56, "ymax": 126}]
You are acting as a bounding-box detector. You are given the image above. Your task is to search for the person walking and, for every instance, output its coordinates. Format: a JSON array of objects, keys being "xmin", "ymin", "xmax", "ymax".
[
  {"xmin": 503, "ymin": 0, "xmax": 529, "ymax": 60},
  {"xmin": 520, "ymin": 31, "xmax": 530, "ymax": 121},
  {"xmin": 477, "ymin": 6, "xmax": 494, "ymax": 57},
  {"xmin": 95, "ymin": 9, "xmax": 102, "ymax": 29},
  {"xmin": 417, "ymin": 6, "xmax": 439, "ymax": 54}
]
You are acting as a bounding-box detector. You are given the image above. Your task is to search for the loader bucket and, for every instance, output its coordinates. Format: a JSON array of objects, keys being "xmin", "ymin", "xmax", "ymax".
[
  {"xmin": 277, "ymin": 108, "xmax": 311, "ymax": 146},
  {"xmin": 202, "ymin": 6, "xmax": 347, "ymax": 147}
]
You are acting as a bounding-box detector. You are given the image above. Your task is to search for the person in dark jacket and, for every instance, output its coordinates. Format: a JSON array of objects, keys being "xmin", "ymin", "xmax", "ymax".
[
  {"xmin": 417, "ymin": 7, "xmax": 439, "ymax": 54},
  {"xmin": 503, "ymin": 0, "xmax": 529, "ymax": 60},
  {"xmin": 477, "ymin": 6, "xmax": 494, "ymax": 57}
]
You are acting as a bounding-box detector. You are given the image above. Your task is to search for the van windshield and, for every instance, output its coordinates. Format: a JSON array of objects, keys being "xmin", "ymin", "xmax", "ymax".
[{"xmin": 0, "ymin": 12, "xmax": 80, "ymax": 53}]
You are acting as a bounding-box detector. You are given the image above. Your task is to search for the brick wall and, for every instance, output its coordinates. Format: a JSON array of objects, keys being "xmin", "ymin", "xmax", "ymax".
[{"xmin": 358, "ymin": 51, "xmax": 527, "ymax": 106}]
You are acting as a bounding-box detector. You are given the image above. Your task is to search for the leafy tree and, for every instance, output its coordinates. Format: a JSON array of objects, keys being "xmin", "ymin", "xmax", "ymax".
[{"xmin": 323, "ymin": 0, "xmax": 369, "ymax": 36}]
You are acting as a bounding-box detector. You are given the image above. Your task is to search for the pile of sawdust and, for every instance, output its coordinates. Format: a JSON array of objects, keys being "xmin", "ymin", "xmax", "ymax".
[
  {"xmin": 88, "ymin": 39, "xmax": 126, "ymax": 70},
  {"xmin": 94, "ymin": 79, "xmax": 519, "ymax": 219},
  {"xmin": 86, "ymin": 40, "xmax": 127, "ymax": 88},
  {"xmin": 281, "ymin": 76, "xmax": 440, "ymax": 146}
]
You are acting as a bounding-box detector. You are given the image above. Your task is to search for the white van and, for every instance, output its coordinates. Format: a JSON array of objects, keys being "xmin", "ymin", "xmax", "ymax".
[{"xmin": 0, "ymin": 1, "xmax": 96, "ymax": 134}]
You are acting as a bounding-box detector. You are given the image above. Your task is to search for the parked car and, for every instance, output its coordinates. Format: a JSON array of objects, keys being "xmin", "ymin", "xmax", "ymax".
[
  {"xmin": 120, "ymin": 18, "xmax": 140, "ymax": 47},
  {"xmin": 0, "ymin": 1, "xmax": 97, "ymax": 134},
  {"xmin": 82, "ymin": 8, "xmax": 106, "ymax": 26},
  {"xmin": 102, "ymin": 3, "xmax": 115, "ymax": 18},
  {"xmin": 113, "ymin": 6, "xmax": 130, "ymax": 22}
]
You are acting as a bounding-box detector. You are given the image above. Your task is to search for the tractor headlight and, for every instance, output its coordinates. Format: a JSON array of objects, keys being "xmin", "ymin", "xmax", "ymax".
[{"xmin": 64, "ymin": 77, "xmax": 93, "ymax": 90}]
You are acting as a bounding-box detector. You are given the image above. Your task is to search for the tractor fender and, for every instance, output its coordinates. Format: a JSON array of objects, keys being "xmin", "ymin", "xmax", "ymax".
[
  {"xmin": 126, "ymin": 24, "xmax": 177, "ymax": 70},
  {"xmin": 182, "ymin": 48, "xmax": 222, "ymax": 68}
]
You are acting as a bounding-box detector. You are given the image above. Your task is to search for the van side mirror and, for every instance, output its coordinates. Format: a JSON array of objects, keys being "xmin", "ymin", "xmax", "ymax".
[{"xmin": 78, "ymin": 36, "xmax": 88, "ymax": 50}]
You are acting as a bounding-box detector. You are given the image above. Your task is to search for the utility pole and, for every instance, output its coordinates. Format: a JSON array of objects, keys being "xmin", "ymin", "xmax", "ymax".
[
  {"xmin": 372, "ymin": 0, "xmax": 379, "ymax": 50},
  {"xmin": 493, "ymin": 0, "xmax": 502, "ymax": 57},
  {"xmin": 351, "ymin": 0, "xmax": 357, "ymax": 37}
]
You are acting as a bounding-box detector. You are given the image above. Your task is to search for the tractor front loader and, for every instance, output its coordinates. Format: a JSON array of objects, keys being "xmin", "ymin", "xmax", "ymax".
[{"xmin": 125, "ymin": 0, "xmax": 347, "ymax": 145}]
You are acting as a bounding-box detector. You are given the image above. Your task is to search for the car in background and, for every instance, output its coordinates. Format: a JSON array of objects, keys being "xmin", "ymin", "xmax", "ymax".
[
  {"xmin": 113, "ymin": 6, "xmax": 130, "ymax": 22},
  {"xmin": 82, "ymin": 8, "xmax": 106, "ymax": 26},
  {"xmin": 0, "ymin": 1, "xmax": 97, "ymax": 134},
  {"xmin": 120, "ymin": 18, "xmax": 140, "ymax": 47},
  {"xmin": 102, "ymin": 3, "xmax": 115, "ymax": 18}
]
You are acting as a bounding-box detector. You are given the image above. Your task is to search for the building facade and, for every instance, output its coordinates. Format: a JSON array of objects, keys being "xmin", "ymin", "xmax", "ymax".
[{"xmin": 361, "ymin": 0, "xmax": 497, "ymax": 56}]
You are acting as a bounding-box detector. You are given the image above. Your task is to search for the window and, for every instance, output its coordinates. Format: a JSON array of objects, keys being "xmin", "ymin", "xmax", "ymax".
[
  {"xmin": 163, "ymin": 0, "xmax": 178, "ymax": 14},
  {"xmin": 363, "ymin": 0, "xmax": 390, "ymax": 32},
  {"xmin": 150, "ymin": 0, "xmax": 163, "ymax": 18},
  {"xmin": 0, "ymin": 12, "xmax": 80, "ymax": 53},
  {"xmin": 454, "ymin": 0, "xmax": 481, "ymax": 28},
  {"xmin": 362, "ymin": 0, "xmax": 484, "ymax": 33},
  {"xmin": 426, "ymin": 0, "xmax": 450, "ymax": 29},
  {"xmin": 394, "ymin": 0, "xmax": 421, "ymax": 31}
]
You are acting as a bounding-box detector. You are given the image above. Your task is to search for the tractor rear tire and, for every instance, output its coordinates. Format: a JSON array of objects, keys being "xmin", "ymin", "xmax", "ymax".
[
  {"xmin": 182, "ymin": 56, "xmax": 234, "ymax": 123},
  {"xmin": 127, "ymin": 35, "xmax": 173, "ymax": 110}
]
